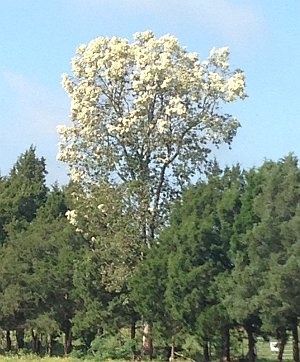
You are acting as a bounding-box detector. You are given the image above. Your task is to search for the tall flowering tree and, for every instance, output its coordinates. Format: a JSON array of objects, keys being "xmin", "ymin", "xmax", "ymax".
[{"xmin": 58, "ymin": 31, "xmax": 246, "ymax": 287}]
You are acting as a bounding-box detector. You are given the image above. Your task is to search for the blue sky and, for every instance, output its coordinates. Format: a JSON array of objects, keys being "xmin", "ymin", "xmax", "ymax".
[{"xmin": 1, "ymin": 0, "xmax": 300, "ymax": 185}]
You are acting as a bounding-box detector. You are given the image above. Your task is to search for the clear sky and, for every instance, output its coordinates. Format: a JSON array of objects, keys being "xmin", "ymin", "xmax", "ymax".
[{"xmin": 1, "ymin": 1, "xmax": 300, "ymax": 185}]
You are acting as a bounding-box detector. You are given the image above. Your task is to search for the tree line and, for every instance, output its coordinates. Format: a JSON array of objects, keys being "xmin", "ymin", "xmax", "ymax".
[
  {"xmin": 2, "ymin": 31, "xmax": 299, "ymax": 362},
  {"xmin": 1, "ymin": 147, "xmax": 300, "ymax": 362}
]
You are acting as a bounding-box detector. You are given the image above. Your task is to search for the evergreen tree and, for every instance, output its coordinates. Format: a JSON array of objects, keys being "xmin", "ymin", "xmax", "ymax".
[
  {"xmin": 0, "ymin": 181, "xmax": 85, "ymax": 354},
  {"xmin": 0, "ymin": 146, "xmax": 48, "ymax": 243},
  {"xmin": 254, "ymin": 155, "xmax": 300, "ymax": 362},
  {"xmin": 131, "ymin": 164, "xmax": 244, "ymax": 361},
  {"xmin": 224, "ymin": 155, "xmax": 300, "ymax": 362},
  {"xmin": 20, "ymin": 185, "xmax": 85, "ymax": 354},
  {"xmin": 0, "ymin": 147, "xmax": 49, "ymax": 350}
]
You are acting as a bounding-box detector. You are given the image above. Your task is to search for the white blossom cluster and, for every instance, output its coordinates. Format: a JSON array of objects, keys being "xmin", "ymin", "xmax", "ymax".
[
  {"xmin": 65, "ymin": 209, "xmax": 77, "ymax": 225},
  {"xmin": 58, "ymin": 31, "xmax": 247, "ymax": 234}
]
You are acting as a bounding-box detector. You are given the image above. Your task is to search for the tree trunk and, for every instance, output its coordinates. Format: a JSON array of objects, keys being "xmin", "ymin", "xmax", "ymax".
[
  {"xmin": 131, "ymin": 323, "xmax": 136, "ymax": 359},
  {"xmin": 276, "ymin": 328, "xmax": 287, "ymax": 362},
  {"xmin": 31, "ymin": 329, "xmax": 41, "ymax": 355},
  {"xmin": 221, "ymin": 325, "xmax": 230, "ymax": 362},
  {"xmin": 291, "ymin": 317, "xmax": 299, "ymax": 362},
  {"xmin": 277, "ymin": 342, "xmax": 285, "ymax": 362},
  {"xmin": 245, "ymin": 325, "xmax": 256, "ymax": 362},
  {"xmin": 169, "ymin": 336, "xmax": 175, "ymax": 362},
  {"xmin": 131, "ymin": 323, "xmax": 136, "ymax": 340},
  {"xmin": 62, "ymin": 318, "xmax": 73, "ymax": 355},
  {"xmin": 64, "ymin": 325, "xmax": 72, "ymax": 355},
  {"xmin": 6, "ymin": 330, "xmax": 11, "ymax": 352},
  {"xmin": 46, "ymin": 334, "xmax": 54, "ymax": 357},
  {"xmin": 203, "ymin": 341, "xmax": 210, "ymax": 362},
  {"xmin": 16, "ymin": 328, "xmax": 25, "ymax": 349},
  {"xmin": 142, "ymin": 322, "xmax": 153, "ymax": 359}
]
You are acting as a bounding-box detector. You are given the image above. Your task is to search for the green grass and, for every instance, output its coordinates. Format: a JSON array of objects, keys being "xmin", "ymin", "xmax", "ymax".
[
  {"xmin": 0, "ymin": 335, "xmax": 296, "ymax": 362},
  {"xmin": 0, "ymin": 359, "xmax": 113, "ymax": 362},
  {"xmin": 0, "ymin": 358, "xmax": 81, "ymax": 362},
  {"xmin": 0, "ymin": 356, "xmax": 295, "ymax": 362},
  {"xmin": 256, "ymin": 338, "xmax": 293, "ymax": 361}
]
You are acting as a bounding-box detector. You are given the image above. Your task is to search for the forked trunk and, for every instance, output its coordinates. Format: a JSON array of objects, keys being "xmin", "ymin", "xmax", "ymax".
[
  {"xmin": 169, "ymin": 336, "xmax": 175, "ymax": 361},
  {"xmin": 142, "ymin": 322, "xmax": 153, "ymax": 359}
]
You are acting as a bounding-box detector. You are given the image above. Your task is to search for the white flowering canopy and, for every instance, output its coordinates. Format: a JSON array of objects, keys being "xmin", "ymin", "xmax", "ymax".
[{"xmin": 58, "ymin": 31, "xmax": 246, "ymax": 241}]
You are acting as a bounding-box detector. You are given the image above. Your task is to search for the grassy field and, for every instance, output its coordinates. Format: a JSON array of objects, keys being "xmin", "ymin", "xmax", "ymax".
[
  {"xmin": 0, "ymin": 358, "xmax": 294, "ymax": 362},
  {"xmin": 0, "ymin": 336, "xmax": 295, "ymax": 362},
  {"xmin": 0, "ymin": 358, "xmax": 82, "ymax": 362},
  {"xmin": 256, "ymin": 337, "xmax": 293, "ymax": 361},
  {"xmin": 0, "ymin": 358, "xmax": 92, "ymax": 362},
  {"xmin": 0, "ymin": 353, "xmax": 295, "ymax": 362},
  {"xmin": 0, "ymin": 358, "xmax": 73, "ymax": 360}
]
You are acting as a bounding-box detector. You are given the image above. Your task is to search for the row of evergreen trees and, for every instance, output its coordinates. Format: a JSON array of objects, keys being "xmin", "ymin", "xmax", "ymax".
[
  {"xmin": 131, "ymin": 155, "xmax": 300, "ymax": 362},
  {"xmin": 0, "ymin": 147, "xmax": 85, "ymax": 355},
  {"xmin": 1, "ymin": 147, "xmax": 300, "ymax": 362}
]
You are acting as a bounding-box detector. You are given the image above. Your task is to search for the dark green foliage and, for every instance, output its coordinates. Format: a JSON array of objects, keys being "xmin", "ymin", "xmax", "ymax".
[
  {"xmin": 221, "ymin": 155, "xmax": 300, "ymax": 361},
  {"xmin": 164, "ymin": 166, "xmax": 243, "ymax": 349},
  {"xmin": 130, "ymin": 164, "xmax": 244, "ymax": 359},
  {"xmin": 0, "ymin": 146, "xmax": 48, "ymax": 243},
  {"xmin": 3, "ymin": 149, "xmax": 300, "ymax": 361}
]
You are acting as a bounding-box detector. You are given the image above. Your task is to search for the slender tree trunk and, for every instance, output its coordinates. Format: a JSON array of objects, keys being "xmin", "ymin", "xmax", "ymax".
[
  {"xmin": 131, "ymin": 323, "xmax": 136, "ymax": 359},
  {"xmin": 31, "ymin": 329, "xmax": 36, "ymax": 353},
  {"xmin": 6, "ymin": 331, "xmax": 11, "ymax": 352},
  {"xmin": 169, "ymin": 336, "xmax": 175, "ymax": 361},
  {"xmin": 277, "ymin": 342, "xmax": 286, "ymax": 362},
  {"xmin": 46, "ymin": 334, "xmax": 54, "ymax": 356},
  {"xmin": 62, "ymin": 318, "xmax": 73, "ymax": 355},
  {"xmin": 245, "ymin": 325, "xmax": 256, "ymax": 362},
  {"xmin": 16, "ymin": 328, "xmax": 25, "ymax": 349},
  {"xmin": 203, "ymin": 341, "xmax": 210, "ymax": 362},
  {"xmin": 276, "ymin": 328, "xmax": 287, "ymax": 362},
  {"xmin": 131, "ymin": 323, "xmax": 136, "ymax": 340},
  {"xmin": 31, "ymin": 329, "xmax": 41, "ymax": 355},
  {"xmin": 64, "ymin": 326, "xmax": 72, "ymax": 355},
  {"xmin": 142, "ymin": 322, "xmax": 153, "ymax": 359},
  {"xmin": 221, "ymin": 325, "xmax": 230, "ymax": 362},
  {"xmin": 291, "ymin": 317, "xmax": 299, "ymax": 362}
]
